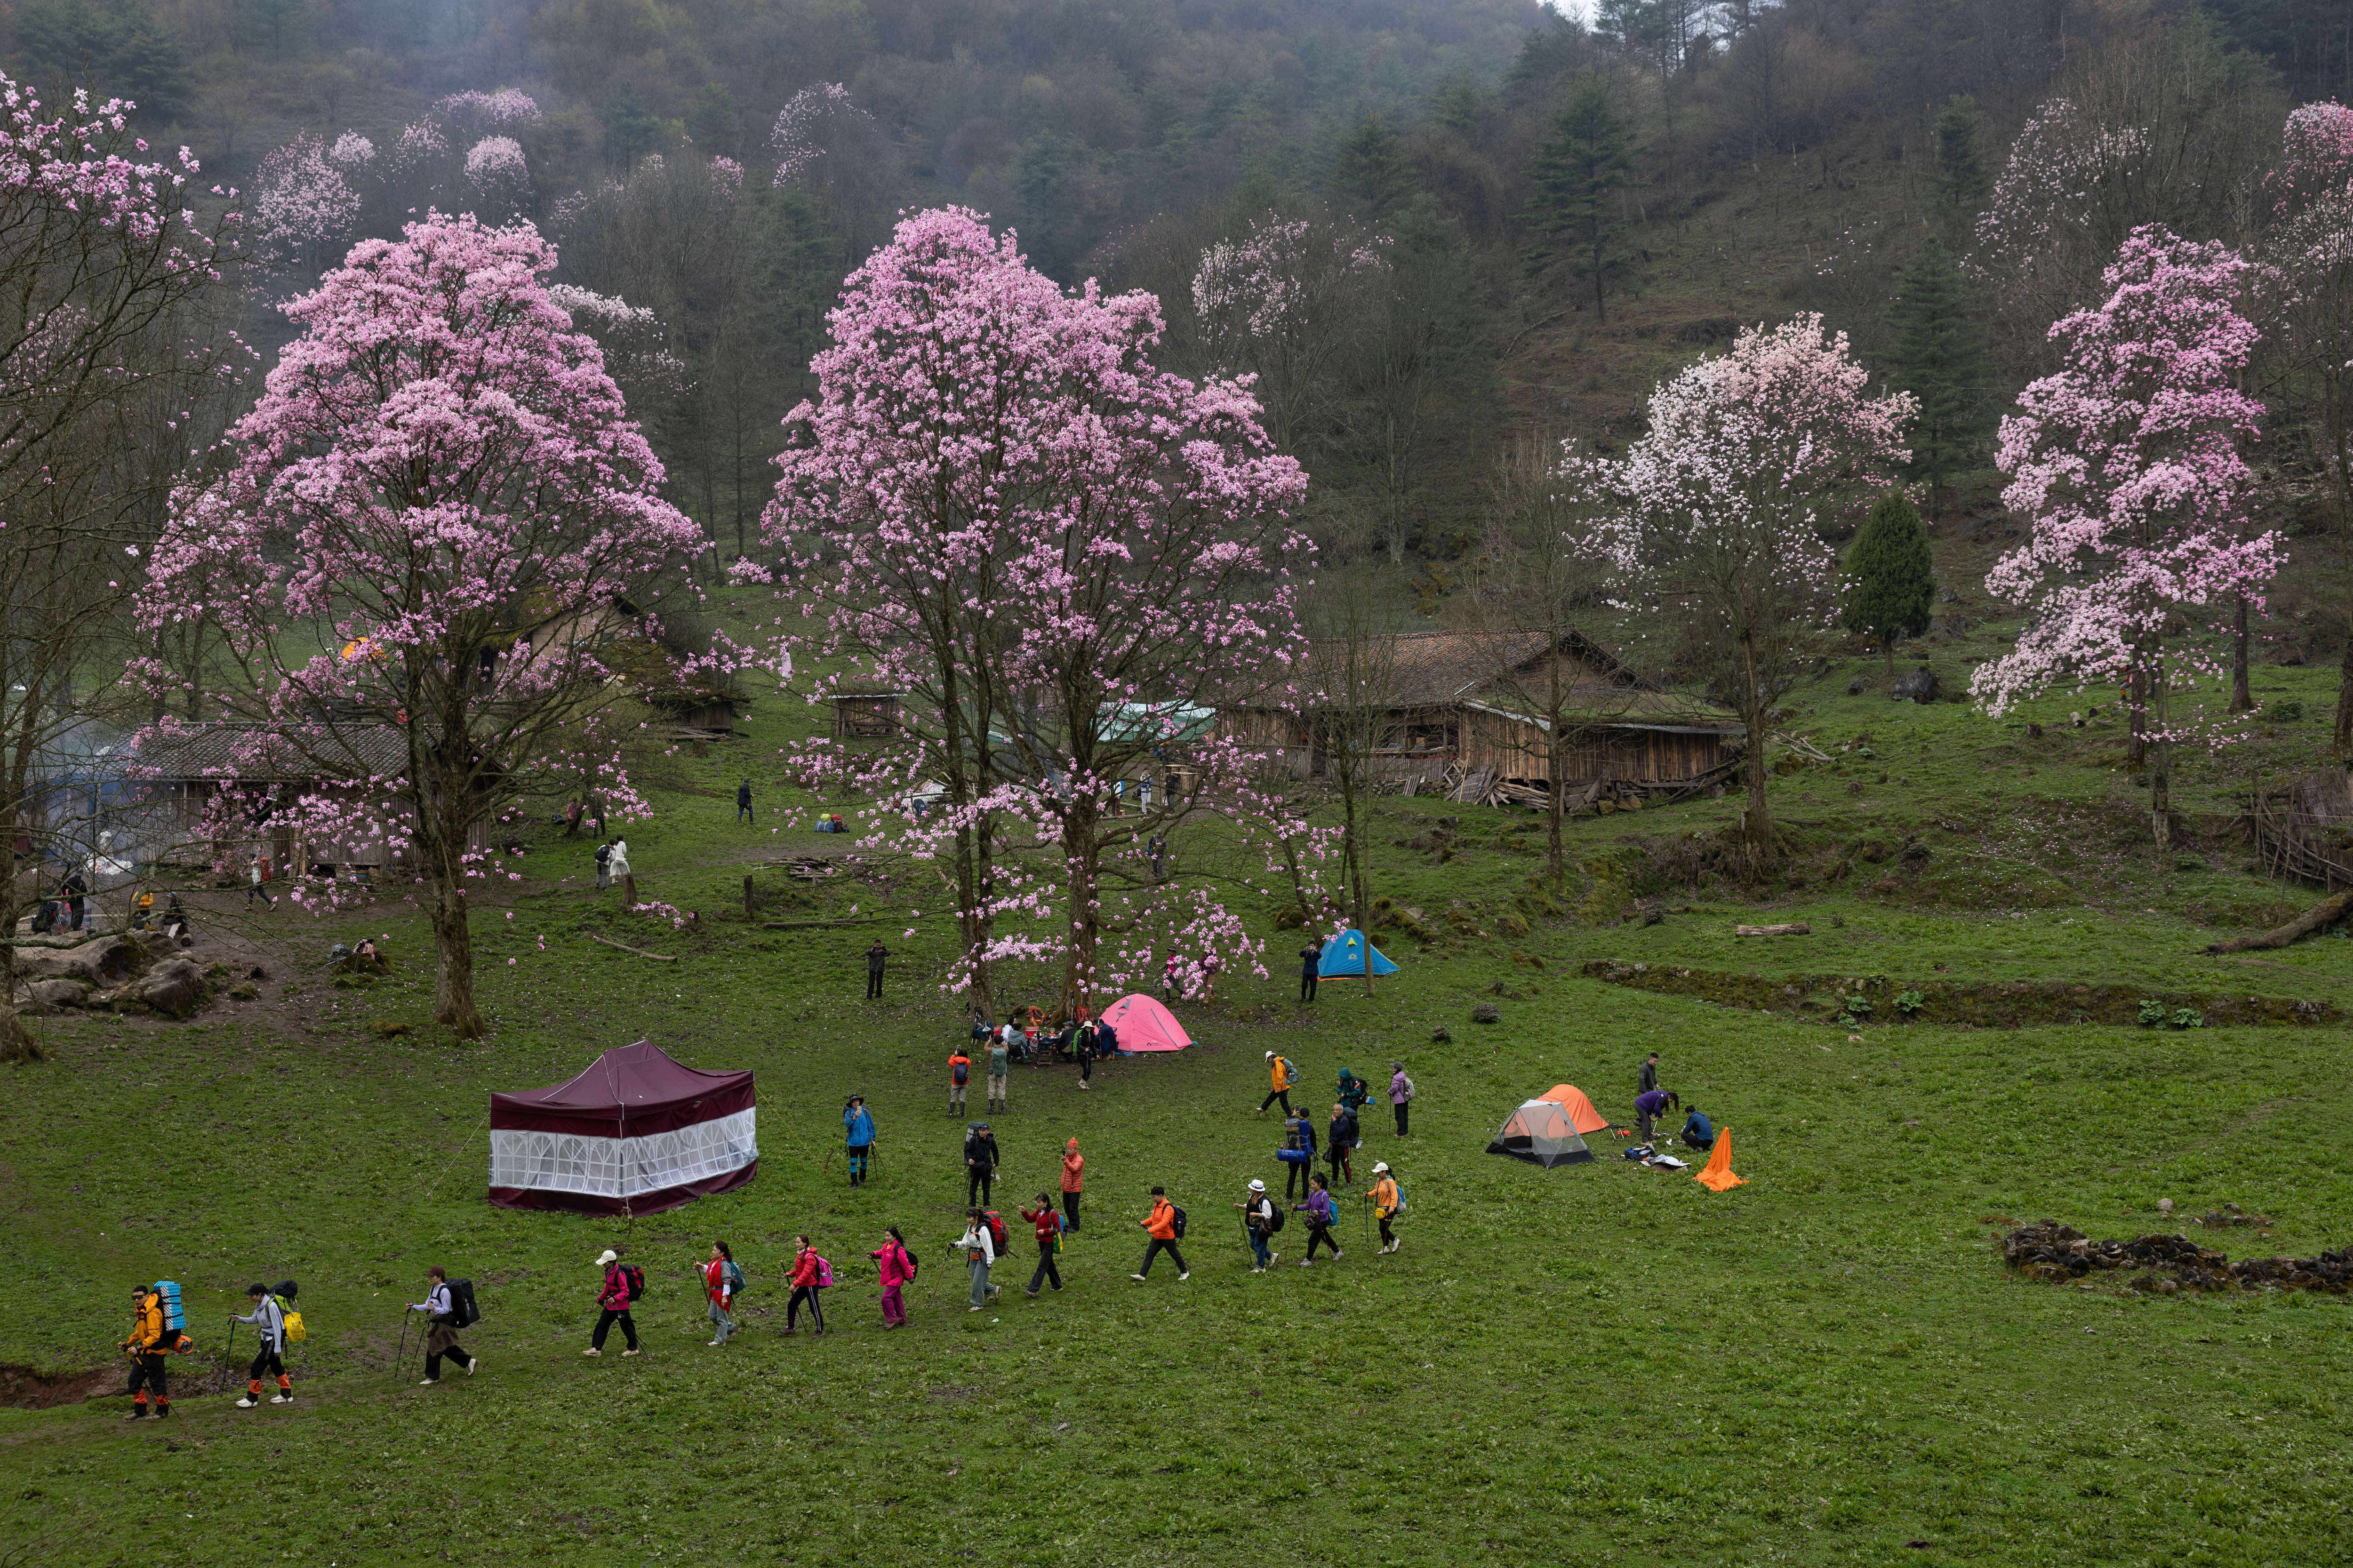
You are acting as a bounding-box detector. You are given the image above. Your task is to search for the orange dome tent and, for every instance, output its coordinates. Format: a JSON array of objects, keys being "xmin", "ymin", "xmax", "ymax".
[{"xmin": 1538, "ymin": 1085, "xmax": 1614, "ymax": 1136}]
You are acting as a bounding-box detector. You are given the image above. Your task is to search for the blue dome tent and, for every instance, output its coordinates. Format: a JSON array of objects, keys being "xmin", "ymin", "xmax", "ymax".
[{"xmin": 1317, "ymin": 929, "xmax": 1398, "ymax": 977}]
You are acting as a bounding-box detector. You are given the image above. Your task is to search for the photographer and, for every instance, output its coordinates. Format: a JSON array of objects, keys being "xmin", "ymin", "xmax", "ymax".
[{"xmin": 843, "ymin": 1095, "xmax": 875, "ymax": 1188}]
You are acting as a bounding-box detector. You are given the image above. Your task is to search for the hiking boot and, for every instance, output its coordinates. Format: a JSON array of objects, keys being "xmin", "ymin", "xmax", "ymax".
[
  {"xmin": 270, "ymin": 1392, "xmax": 293, "ymax": 1404},
  {"xmin": 706, "ymin": 1340, "xmax": 723, "ymax": 1347},
  {"xmin": 125, "ymin": 1407, "xmax": 147, "ymax": 1420},
  {"xmin": 235, "ymin": 1396, "xmax": 259, "ymax": 1408},
  {"xmin": 419, "ymin": 1378, "xmax": 440, "ymax": 1386},
  {"xmin": 1299, "ymin": 1260, "xmax": 1313, "ymax": 1268},
  {"xmin": 1177, "ymin": 1272, "xmax": 1190, "ymax": 1281},
  {"xmin": 582, "ymin": 1348, "xmax": 601, "ymax": 1358},
  {"xmin": 1331, "ymin": 1250, "xmax": 1344, "ymax": 1261},
  {"xmin": 1130, "ymin": 1273, "xmax": 1147, "ymax": 1282},
  {"xmin": 466, "ymin": 1359, "xmax": 480, "ymax": 1375},
  {"xmin": 621, "ymin": 1348, "xmax": 640, "ymax": 1357},
  {"xmin": 154, "ymin": 1405, "xmax": 169, "ymax": 1418}
]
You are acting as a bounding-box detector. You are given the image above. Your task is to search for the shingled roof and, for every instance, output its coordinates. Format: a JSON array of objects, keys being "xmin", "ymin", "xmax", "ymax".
[{"xmin": 130, "ymin": 723, "xmax": 410, "ymax": 782}]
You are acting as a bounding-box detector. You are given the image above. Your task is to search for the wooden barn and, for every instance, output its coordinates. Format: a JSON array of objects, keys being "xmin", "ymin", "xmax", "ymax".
[
  {"xmin": 125, "ymin": 722, "xmax": 438, "ymax": 876},
  {"xmin": 1217, "ymin": 630, "xmax": 1743, "ymax": 800},
  {"xmin": 828, "ymin": 692, "xmax": 905, "ymax": 744}
]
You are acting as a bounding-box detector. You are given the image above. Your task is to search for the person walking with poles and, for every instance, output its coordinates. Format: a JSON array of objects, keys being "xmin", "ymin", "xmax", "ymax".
[
  {"xmin": 1389, "ymin": 1061, "xmax": 1414, "ymax": 1137},
  {"xmin": 1019, "ymin": 1192, "xmax": 1065, "ymax": 1297},
  {"xmin": 1259, "ymin": 1052, "xmax": 1297, "ymax": 1116},
  {"xmin": 584, "ymin": 1249, "xmax": 640, "ymax": 1357},
  {"xmin": 1295, "ymin": 1173, "xmax": 1343, "ymax": 1266},
  {"xmin": 873, "ymin": 1227, "xmax": 916, "ymax": 1329},
  {"xmin": 955, "ymin": 1210, "xmax": 999, "ymax": 1311},
  {"xmin": 121, "ymin": 1284, "xmax": 178, "ymax": 1419},
  {"xmin": 785, "ymin": 1236, "xmax": 827, "ymax": 1336},
  {"xmin": 736, "ymin": 779, "xmax": 754, "ymax": 824},
  {"xmin": 947, "ymin": 1045, "xmax": 971, "ymax": 1116},
  {"xmin": 1298, "ymin": 940, "xmax": 1322, "ymax": 1002},
  {"xmin": 231, "ymin": 1284, "xmax": 293, "ymax": 1406},
  {"xmin": 703, "ymin": 1244, "xmax": 743, "ymax": 1346},
  {"xmin": 1234, "ymin": 1179, "xmax": 1280, "ymax": 1272},
  {"xmin": 1060, "ymin": 1137, "xmax": 1085, "ymax": 1232},
  {"xmin": 1369, "ymin": 1163, "xmax": 1403, "ymax": 1255},
  {"xmin": 844, "ymin": 1096, "xmax": 876, "ymax": 1188},
  {"xmin": 865, "ymin": 939, "xmax": 888, "ymax": 1000},
  {"xmin": 1328, "ymin": 1099, "xmax": 1359, "ymax": 1188},
  {"xmin": 1131, "ymin": 1187, "xmax": 1189, "ymax": 1283},
  {"xmin": 408, "ymin": 1266, "xmax": 480, "ymax": 1383},
  {"xmin": 965, "ymin": 1121, "xmax": 1000, "ymax": 1208}
]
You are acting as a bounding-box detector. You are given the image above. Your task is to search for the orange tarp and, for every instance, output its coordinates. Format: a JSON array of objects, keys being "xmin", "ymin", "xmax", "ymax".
[
  {"xmin": 1693, "ymin": 1128, "xmax": 1746, "ymax": 1192},
  {"xmin": 1538, "ymin": 1085, "xmax": 1612, "ymax": 1136}
]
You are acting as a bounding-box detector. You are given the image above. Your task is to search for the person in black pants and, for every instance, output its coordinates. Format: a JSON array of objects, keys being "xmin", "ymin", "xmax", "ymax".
[
  {"xmin": 408, "ymin": 1266, "xmax": 477, "ymax": 1384},
  {"xmin": 1132, "ymin": 1188, "xmax": 1187, "ymax": 1281},
  {"xmin": 736, "ymin": 779, "xmax": 754, "ymax": 823},
  {"xmin": 587, "ymin": 1250, "xmax": 640, "ymax": 1356},
  {"xmin": 1282, "ymin": 1109, "xmax": 1316, "ymax": 1199},
  {"xmin": 1020, "ymin": 1195, "xmax": 1064, "ymax": 1296},
  {"xmin": 1639, "ymin": 1052, "xmax": 1659, "ymax": 1098},
  {"xmin": 965, "ymin": 1122, "xmax": 999, "ymax": 1207},
  {"xmin": 1328, "ymin": 1100, "xmax": 1358, "ymax": 1186},
  {"xmin": 1299, "ymin": 943, "xmax": 1321, "ymax": 1001},
  {"xmin": 865, "ymin": 940, "xmax": 888, "ymax": 999}
]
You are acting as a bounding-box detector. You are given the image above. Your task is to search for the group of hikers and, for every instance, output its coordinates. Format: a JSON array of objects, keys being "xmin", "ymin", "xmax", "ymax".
[
  {"xmin": 1633, "ymin": 1052, "xmax": 1716, "ymax": 1149},
  {"xmin": 118, "ymin": 1280, "xmax": 305, "ymax": 1419}
]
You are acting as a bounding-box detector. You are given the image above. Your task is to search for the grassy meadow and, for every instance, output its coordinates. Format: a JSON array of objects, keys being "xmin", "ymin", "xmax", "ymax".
[{"xmin": 5, "ymin": 632, "xmax": 2353, "ymax": 1566}]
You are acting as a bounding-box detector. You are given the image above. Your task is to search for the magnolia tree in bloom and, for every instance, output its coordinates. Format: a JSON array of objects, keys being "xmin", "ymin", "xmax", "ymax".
[
  {"xmin": 249, "ymin": 132, "xmax": 361, "ymax": 265},
  {"xmin": 464, "ymin": 135, "xmax": 530, "ymax": 216},
  {"xmin": 1573, "ymin": 314, "xmax": 1913, "ymax": 874},
  {"xmin": 1974, "ymin": 227, "xmax": 2276, "ymax": 843},
  {"xmin": 250, "ymin": 92, "xmax": 543, "ymax": 266},
  {"xmin": 136, "ymin": 214, "xmax": 705, "ymax": 1038},
  {"xmin": 755, "ymin": 207, "xmax": 1318, "ymax": 1015},
  {"xmin": 1190, "ymin": 209, "xmax": 1389, "ymax": 456}
]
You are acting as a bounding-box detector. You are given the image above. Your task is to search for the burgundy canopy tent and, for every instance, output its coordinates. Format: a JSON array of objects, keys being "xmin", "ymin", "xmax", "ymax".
[{"xmin": 488, "ymin": 1041, "xmax": 757, "ymax": 1215}]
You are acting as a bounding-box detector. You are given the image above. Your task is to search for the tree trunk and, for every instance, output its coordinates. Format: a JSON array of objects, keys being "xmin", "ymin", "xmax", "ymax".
[
  {"xmin": 1884, "ymin": 636, "xmax": 1895, "ymax": 678},
  {"xmin": 2231, "ymin": 595, "xmax": 2253, "ymax": 712},
  {"xmin": 1738, "ymin": 634, "xmax": 1774, "ymax": 877},
  {"xmin": 2126, "ymin": 662, "xmax": 2149, "ymax": 768},
  {"xmin": 428, "ymin": 875, "xmax": 486, "ymax": 1040},
  {"xmin": 1059, "ymin": 804, "xmax": 1099, "ymax": 1021},
  {"xmin": 2334, "ymin": 634, "xmax": 2353, "ymax": 759},
  {"xmin": 1545, "ymin": 751, "xmax": 1566, "ymax": 888},
  {"xmin": 0, "ymin": 881, "xmax": 36, "ymax": 1064},
  {"xmin": 2149, "ymin": 654, "xmax": 2172, "ymax": 850}
]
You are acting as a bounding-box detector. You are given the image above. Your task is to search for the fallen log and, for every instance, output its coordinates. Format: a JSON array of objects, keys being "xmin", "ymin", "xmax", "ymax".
[
  {"xmin": 1734, "ymin": 921, "xmax": 1811, "ymax": 937},
  {"xmin": 590, "ymin": 932, "xmax": 678, "ymax": 962},
  {"xmin": 2204, "ymin": 888, "xmax": 2353, "ymax": 954}
]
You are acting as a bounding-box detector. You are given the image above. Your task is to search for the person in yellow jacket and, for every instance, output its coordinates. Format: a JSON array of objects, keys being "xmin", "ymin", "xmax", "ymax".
[
  {"xmin": 121, "ymin": 1284, "xmax": 180, "ymax": 1420},
  {"xmin": 1257, "ymin": 1051, "xmax": 1296, "ymax": 1116},
  {"xmin": 1368, "ymin": 1162, "xmax": 1402, "ymax": 1254}
]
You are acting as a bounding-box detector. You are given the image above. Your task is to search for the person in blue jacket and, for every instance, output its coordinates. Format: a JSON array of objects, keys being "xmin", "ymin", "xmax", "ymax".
[
  {"xmin": 1678, "ymin": 1104, "xmax": 1715, "ymax": 1151},
  {"xmin": 1281, "ymin": 1107, "xmax": 1318, "ymax": 1200},
  {"xmin": 844, "ymin": 1095, "xmax": 876, "ymax": 1188}
]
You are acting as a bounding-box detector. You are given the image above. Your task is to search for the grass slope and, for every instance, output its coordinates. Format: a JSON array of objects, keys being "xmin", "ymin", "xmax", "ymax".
[{"xmin": 4, "ymin": 645, "xmax": 2353, "ymax": 1566}]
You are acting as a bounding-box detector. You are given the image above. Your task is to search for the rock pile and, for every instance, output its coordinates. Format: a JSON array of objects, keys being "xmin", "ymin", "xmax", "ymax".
[{"xmin": 2001, "ymin": 1219, "xmax": 2353, "ymax": 1294}]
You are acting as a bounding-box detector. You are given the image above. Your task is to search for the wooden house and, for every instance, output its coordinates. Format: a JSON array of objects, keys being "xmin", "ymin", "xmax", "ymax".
[
  {"xmin": 1217, "ymin": 630, "xmax": 1744, "ymax": 798},
  {"xmin": 125, "ymin": 722, "xmax": 431, "ymax": 875},
  {"xmin": 828, "ymin": 693, "xmax": 905, "ymax": 743}
]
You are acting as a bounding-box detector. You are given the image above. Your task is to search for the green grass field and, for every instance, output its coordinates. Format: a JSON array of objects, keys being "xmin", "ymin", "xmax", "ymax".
[{"xmin": 7, "ymin": 637, "xmax": 2353, "ymax": 1566}]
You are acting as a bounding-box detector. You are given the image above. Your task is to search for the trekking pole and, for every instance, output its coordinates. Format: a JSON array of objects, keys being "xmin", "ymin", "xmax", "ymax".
[
  {"xmin": 220, "ymin": 1320, "xmax": 237, "ymax": 1393},
  {"xmin": 394, "ymin": 1310, "xmax": 411, "ymax": 1374}
]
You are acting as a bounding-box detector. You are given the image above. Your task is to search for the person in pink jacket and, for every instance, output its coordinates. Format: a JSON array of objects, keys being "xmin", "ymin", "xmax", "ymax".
[
  {"xmin": 785, "ymin": 1235, "xmax": 826, "ymax": 1336},
  {"xmin": 872, "ymin": 1226, "xmax": 915, "ymax": 1328}
]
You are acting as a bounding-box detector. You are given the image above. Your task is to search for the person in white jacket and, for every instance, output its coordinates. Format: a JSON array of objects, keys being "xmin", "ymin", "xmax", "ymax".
[
  {"xmin": 955, "ymin": 1210, "xmax": 999, "ymax": 1311},
  {"xmin": 231, "ymin": 1285, "xmax": 292, "ymax": 1407},
  {"xmin": 406, "ymin": 1266, "xmax": 478, "ymax": 1384}
]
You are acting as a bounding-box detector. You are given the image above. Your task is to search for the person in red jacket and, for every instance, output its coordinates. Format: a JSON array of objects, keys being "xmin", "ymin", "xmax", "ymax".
[
  {"xmin": 1018, "ymin": 1192, "xmax": 1064, "ymax": 1297},
  {"xmin": 585, "ymin": 1248, "xmax": 640, "ymax": 1357},
  {"xmin": 703, "ymin": 1242, "xmax": 739, "ymax": 1346},
  {"xmin": 785, "ymin": 1235, "xmax": 826, "ymax": 1336},
  {"xmin": 872, "ymin": 1227, "xmax": 915, "ymax": 1328},
  {"xmin": 1060, "ymin": 1136, "xmax": 1085, "ymax": 1232}
]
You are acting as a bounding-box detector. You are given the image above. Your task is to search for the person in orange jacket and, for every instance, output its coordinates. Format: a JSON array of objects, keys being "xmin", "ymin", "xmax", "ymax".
[
  {"xmin": 120, "ymin": 1284, "xmax": 184, "ymax": 1419},
  {"xmin": 1258, "ymin": 1052, "xmax": 1296, "ymax": 1115},
  {"xmin": 1059, "ymin": 1137, "xmax": 1085, "ymax": 1232},
  {"xmin": 1130, "ymin": 1186, "xmax": 1188, "ymax": 1282},
  {"xmin": 947, "ymin": 1047, "xmax": 971, "ymax": 1116}
]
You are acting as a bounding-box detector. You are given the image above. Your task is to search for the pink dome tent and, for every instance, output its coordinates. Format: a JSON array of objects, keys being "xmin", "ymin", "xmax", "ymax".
[
  {"xmin": 488, "ymin": 1040, "xmax": 757, "ymax": 1215},
  {"xmin": 1097, "ymin": 992, "xmax": 1193, "ymax": 1052}
]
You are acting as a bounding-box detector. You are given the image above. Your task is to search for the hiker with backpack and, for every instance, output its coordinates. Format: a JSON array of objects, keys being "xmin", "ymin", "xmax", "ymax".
[
  {"xmin": 1235, "ymin": 1179, "xmax": 1281, "ymax": 1272},
  {"xmin": 121, "ymin": 1283, "xmax": 184, "ymax": 1420},
  {"xmin": 230, "ymin": 1283, "xmax": 295, "ymax": 1406},
  {"xmin": 585, "ymin": 1249, "xmax": 641, "ymax": 1357},
  {"xmin": 954, "ymin": 1209, "xmax": 1000, "ymax": 1310},
  {"xmin": 703, "ymin": 1243, "xmax": 744, "ymax": 1346},
  {"xmin": 965, "ymin": 1121, "xmax": 1000, "ymax": 1208},
  {"xmin": 844, "ymin": 1096, "xmax": 876, "ymax": 1189},
  {"xmin": 873, "ymin": 1227, "xmax": 917, "ymax": 1328},
  {"xmin": 1279, "ymin": 1107, "xmax": 1318, "ymax": 1199},
  {"xmin": 1060, "ymin": 1137, "xmax": 1084, "ymax": 1232},
  {"xmin": 1389, "ymin": 1062, "xmax": 1414, "ymax": 1137},
  {"xmin": 1259, "ymin": 1052, "xmax": 1297, "ymax": 1115},
  {"xmin": 1018, "ymin": 1192, "xmax": 1066, "ymax": 1297},
  {"xmin": 986, "ymin": 1029, "xmax": 1010, "ymax": 1114},
  {"xmin": 1295, "ymin": 1174, "xmax": 1342, "ymax": 1266},
  {"xmin": 594, "ymin": 840, "xmax": 613, "ymax": 891},
  {"xmin": 1328, "ymin": 1100, "xmax": 1359, "ymax": 1187},
  {"xmin": 785, "ymin": 1236, "xmax": 829, "ymax": 1336},
  {"xmin": 1132, "ymin": 1187, "xmax": 1189, "ymax": 1282},
  {"xmin": 1369, "ymin": 1163, "xmax": 1403, "ymax": 1254},
  {"xmin": 408, "ymin": 1266, "xmax": 480, "ymax": 1382},
  {"xmin": 947, "ymin": 1046, "xmax": 972, "ymax": 1116}
]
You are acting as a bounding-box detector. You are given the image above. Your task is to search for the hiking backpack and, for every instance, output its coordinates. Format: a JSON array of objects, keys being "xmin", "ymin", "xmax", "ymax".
[
  {"xmin": 1263, "ymin": 1203, "xmax": 1286, "ymax": 1235},
  {"xmin": 982, "ymin": 1211, "xmax": 1009, "ymax": 1255},
  {"xmin": 273, "ymin": 1280, "xmax": 306, "ymax": 1344},
  {"xmin": 1168, "ymin": 1204, "xmax": 1188, "ymax": 1240},
  {"xmin": 1277, "ymin": 1056, "xmax": 1297, "ymax": 1083},
  {"xmin": 446, "ymin": 1278, "xmax": 480, "ymax": 1329},
  {"xmin": 619, "ymin": 1264, "xmax": 647, "ymax": 1302},
  {"xmin": 153, "ymin": 1281, "xmax": 184, "ymax": 1335},
  {"xmin": 952, "ymin": 1057, "xmax": 970, "ymax": 1086},
  {"xmin": 722, "ymin": 1259, "xmax": 746, "ymax": 1296},
  {"xmin": 815, "ymin": 1255, "xmax": 834, "ymax": 1289},
  {"xmin": 904, "ymin": 1247, "xmax": 920, "ymax": 1281}
]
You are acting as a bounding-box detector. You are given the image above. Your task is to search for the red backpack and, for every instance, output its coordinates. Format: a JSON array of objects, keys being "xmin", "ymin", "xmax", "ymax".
[{"xmin": 982, "ymin": 1210, "xmax": 1010, "ymax": 1255}]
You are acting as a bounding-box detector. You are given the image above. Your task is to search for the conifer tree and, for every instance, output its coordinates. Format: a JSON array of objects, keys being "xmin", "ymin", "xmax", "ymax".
[
  {"xmin": 1844, "ymin": 490, "xmax": 1937, "ymax": 674},
  {"xmin": 1933, "ymin": 94, "xmax": 1990, "ymax": 211},
  {"xmin": 1332, "ymin": 114, "xmax": 1414, "ymax": 219},
  {"xmin": 1522, "ymin": 76, "xmax": 1639, "ymax": 321},
  {"xmin": 1887, "ymin": 239, "xmax": 1994, "ymax": 514}
]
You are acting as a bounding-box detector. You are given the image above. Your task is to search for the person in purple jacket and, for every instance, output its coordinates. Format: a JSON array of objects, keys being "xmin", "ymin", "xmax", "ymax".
[
  {"xmin": 1389, "ymin": 1061, "xmax": 1414, "ymax": 1137},
  {"xmin": 1294, "ymin": 1173, "xmax": 1342, "ymax": 1266},
  {"xmin": 1635, "ymin": 1088, "xmax": 1679, "ymax": 1144}
]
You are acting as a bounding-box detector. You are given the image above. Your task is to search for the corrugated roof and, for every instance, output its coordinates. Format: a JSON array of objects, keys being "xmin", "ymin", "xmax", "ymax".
[{"xmin": 130, "ymin": 723, "xmax": 410, "ymax": 782}]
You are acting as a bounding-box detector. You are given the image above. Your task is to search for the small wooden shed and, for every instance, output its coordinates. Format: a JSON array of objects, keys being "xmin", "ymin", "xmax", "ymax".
[{"xmin": 829, "ymin": 693, "xmax": 905, "ymax": 743}]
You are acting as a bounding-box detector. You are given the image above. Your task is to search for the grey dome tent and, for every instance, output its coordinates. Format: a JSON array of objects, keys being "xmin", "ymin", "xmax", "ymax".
[{"xmin": 1485, "ymin": 1097, "xmax": 1593, "ymax": 1168}]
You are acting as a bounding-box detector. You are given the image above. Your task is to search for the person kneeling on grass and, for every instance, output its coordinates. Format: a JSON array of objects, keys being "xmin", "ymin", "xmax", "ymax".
[
  {"xmin": 231, "ymin": 1285, "xmax": 293, "ymax": 1407},
  {"xmin": 1295, "ymin": 1173, "xmax": 1342, "ymax": 1266},
  {"xmin": 409, "ymin": 1266, "xmax": 478, "ymax": 1383},
  {"xmin": 1679, "ymin": 1105, "xmax": 1716, "ymax": 1151}
]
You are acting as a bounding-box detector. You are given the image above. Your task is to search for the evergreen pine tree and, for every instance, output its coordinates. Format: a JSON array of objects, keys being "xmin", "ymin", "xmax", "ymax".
[
  {"xmin": 1332, "ymin": 114, "xmax": 1414, "ymax": 219},
  {"xmin": 1844, "ymin": 490, "xmax": 1937, "ymax": 673},
  {"xmin": 1932, "ymin": 94, "xmax": 1990, "ymax": 211},
  {"xmin": 1886, "ymin": 239, "xmax": 1995, "ymax": 514},
  {"xmin": 1522, "ymin": 76, "xmax": 1639, "ymax": 322}
]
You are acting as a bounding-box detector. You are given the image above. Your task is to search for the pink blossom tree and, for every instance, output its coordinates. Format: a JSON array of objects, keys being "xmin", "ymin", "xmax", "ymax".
[
  {"xmin": 756, "ymin": 207, "xmax": 1313, "ymax": 1016},
  {"xmin": 1576, "ymin": 314, "xmax": 1914, "ymax": 875},
  {"xmin": 0, "ymin": 76, "xmax": 244, "ymax": 1061},
  {"xmin": 136, "ymin": 214, "xmax": 706, "ymax": 1038},
  {"xmin": 463, "ymin": 135, "xmax": 531, "ymax": 219},
  {"xmin": 1189, "ymin": 209, "xmax": 1390, "ymax": 456},
  {"xmin": 1973, "ymin": 227, "xmax": 2278, "ymax": 843},
  {"xmin": 249, "ymin": 132, "xmax": 361, "ymax": 267}
]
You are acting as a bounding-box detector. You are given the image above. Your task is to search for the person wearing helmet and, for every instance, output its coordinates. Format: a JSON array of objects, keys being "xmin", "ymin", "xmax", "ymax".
[{"xmin": 1233, "ymin": 1178, "xmax": 1280, "ymax": 1272}]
